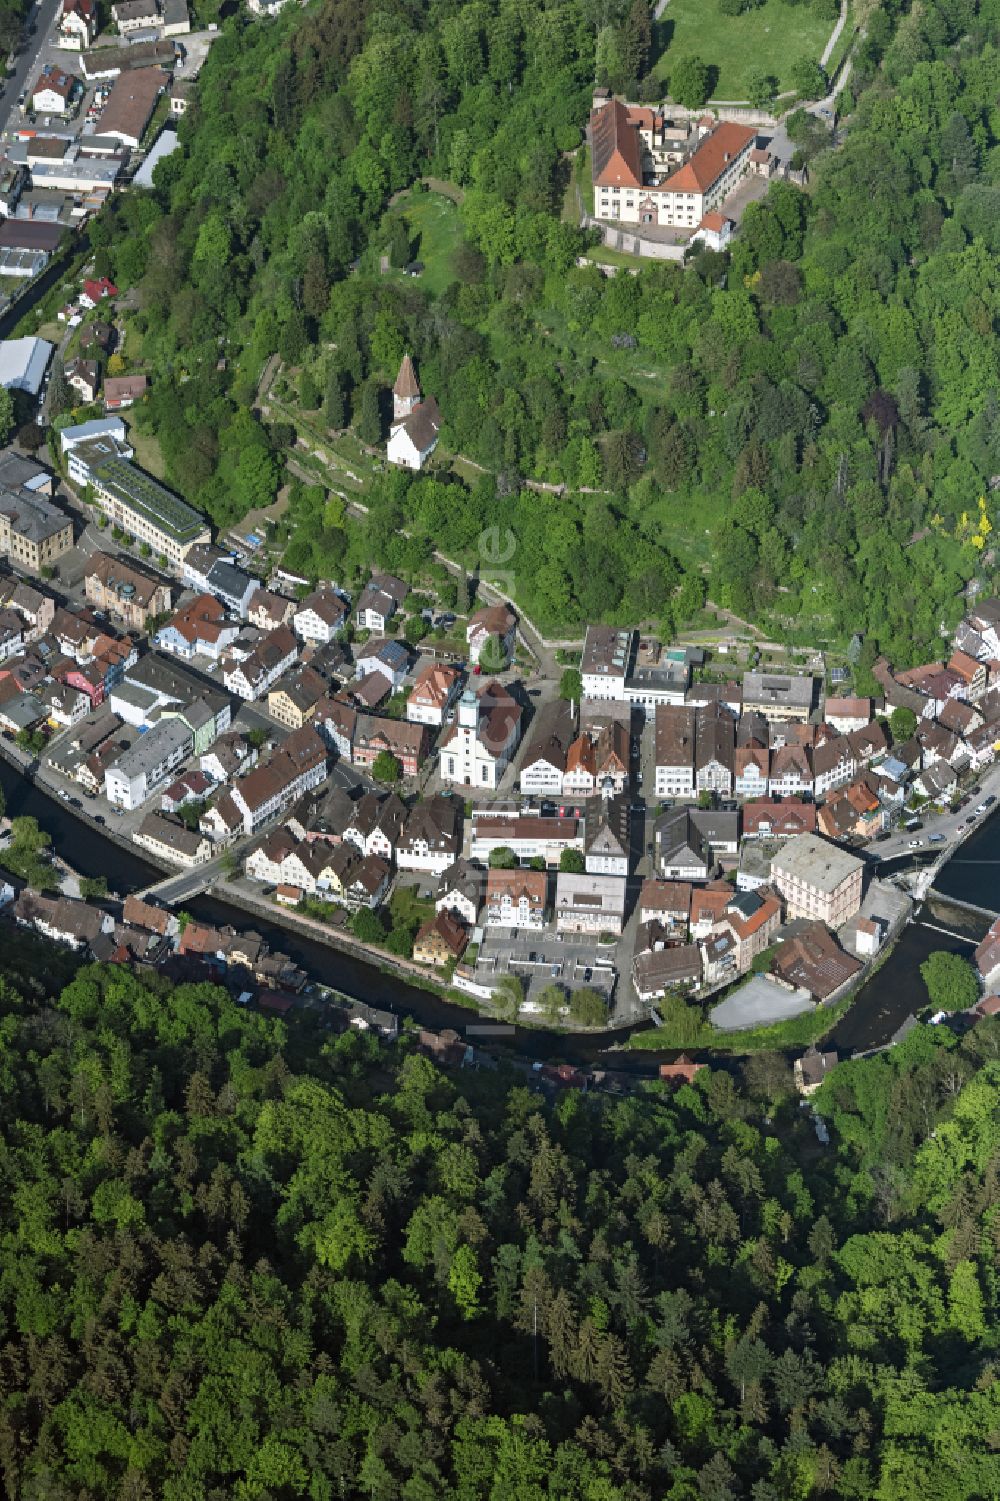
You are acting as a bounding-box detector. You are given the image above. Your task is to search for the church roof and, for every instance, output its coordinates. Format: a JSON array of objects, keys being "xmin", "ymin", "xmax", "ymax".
[
  {"xmin": 394, "ymin": 354, "xmax": 420, "ymax": 399},
  {"xmin": 398, "ymin": 395, "xmax": 440, "ymax": 454}
]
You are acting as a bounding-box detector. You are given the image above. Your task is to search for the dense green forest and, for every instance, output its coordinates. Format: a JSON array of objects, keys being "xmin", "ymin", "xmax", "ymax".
[
  {"xmin": 89, "ymin": 0, "xmax": 1000, "ymax": 660},
  {"xmin": 0, "ymin": 962, "xmax": 999, "ymax": 1496}
]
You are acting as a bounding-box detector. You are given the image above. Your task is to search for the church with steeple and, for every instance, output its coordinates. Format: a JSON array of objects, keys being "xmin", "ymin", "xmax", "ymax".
[{"xmin": 387, "ymin": 353, "xmax": 441, "ymax": 471}]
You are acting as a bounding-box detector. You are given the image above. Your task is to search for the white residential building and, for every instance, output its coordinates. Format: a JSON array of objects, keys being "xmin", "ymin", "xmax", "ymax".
[
  {"xmin": 484, "ymin": 869, "xmax": 547, "ymax": 929},
  {"xmin": 467, "ymin": 603, "xmax": 517, "ymax": 665},
  {"xmin": 654, "ymin": 705, "xmax": 696, "ymax": 799},
  {"xmin": 581, "ymin": 625, "xmax": 635, "ymax": 701},
  {"xmin": 59, "ymin": 0, "xmax": 99, "ymax": 48},
  {"xmin": 434, "ymin": 859, "xmax": 485, "ymax": 926},
  {"xmin": 812, "ymin": 737, "xmax": 859, "ymax": 799},
  {"xmin": 355, "ymin": 572, "xmax": 408, "ymax": 632},
  {"xmin": 407, "ymin": 663, "xmax": 461, "ymax": 727},
  {"xmin": 734, "ymin": 749, "xmax": 769, "ymax": 800},
  {"xmin": 133, "ymin": 813, "xmax": 212, "ymax": 867},
  {"xmin": 229, "ymin": 728, "xmax": 327, "ymax": 835},
  {"xmin": 825, "ymin": 697, "xmax": 873, "ymax": 734},
  {"xmin": 104, "ymin": 717, "xmax": 192, "ymax": 810},
  {"xmin": 222, "ymin": 626, "xmax": 298, "ymax": 701},
  {"xmin": 293, "ymin": 589, "xmax": 347, "ymax": 646},
  {"xmin": 395, "ymin": 796, "xmax": 461, "ymax": 876}
]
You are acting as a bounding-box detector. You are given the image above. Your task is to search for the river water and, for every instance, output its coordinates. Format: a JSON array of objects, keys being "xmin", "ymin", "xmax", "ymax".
[
  {"xmin": 9, "ymin": 757, "xmax": 1000, "ymax": 1061},
  {"xmin": 0, "ymin": 760, "xmax": 657, "ymax": 1068},
  {"xmin": 828, "ymin": 907, "xmax": 979, "ymax": 1055},
  {"xmin": 930, "ymin": 806, "xmax": 1000, "ymax": 913},
  {"xmin": 829, "ymin": 807, "xmax": 1000, "ymax": 1053}
]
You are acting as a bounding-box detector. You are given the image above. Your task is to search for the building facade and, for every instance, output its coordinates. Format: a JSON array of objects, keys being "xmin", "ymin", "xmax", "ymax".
[{"xmin": 770, "ymin": 834, "xmax": 864, "ymax": 928}]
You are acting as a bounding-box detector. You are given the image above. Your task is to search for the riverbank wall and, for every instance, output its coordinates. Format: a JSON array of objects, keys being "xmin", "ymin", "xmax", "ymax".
[{"xmin": 0, "ymin": 737, "xmax": 179, "ymax": 881}]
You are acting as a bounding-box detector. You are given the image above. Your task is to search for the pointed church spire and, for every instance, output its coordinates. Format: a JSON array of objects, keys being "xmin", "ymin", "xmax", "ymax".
[{"xmin": 393, "ymin": 354, "xmax": 420, "ymax": 400}]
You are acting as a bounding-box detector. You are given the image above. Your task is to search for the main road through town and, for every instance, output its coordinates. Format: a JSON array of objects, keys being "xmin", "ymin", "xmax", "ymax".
[{"xmin": 1, "ymin": 0, "xmax": 66, "ymax": 135}]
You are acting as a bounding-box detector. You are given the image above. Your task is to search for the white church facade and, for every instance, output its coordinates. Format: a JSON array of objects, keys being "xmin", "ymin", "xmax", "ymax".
[{"xmin": 387, "ymin": 354, "xmax": 441, "ymax": 471}]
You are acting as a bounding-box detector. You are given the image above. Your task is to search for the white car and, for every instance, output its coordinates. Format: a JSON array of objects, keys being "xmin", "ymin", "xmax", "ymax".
[{"xmin": 908, "ymin": 838, "xmax": 922, "ymax": 848}]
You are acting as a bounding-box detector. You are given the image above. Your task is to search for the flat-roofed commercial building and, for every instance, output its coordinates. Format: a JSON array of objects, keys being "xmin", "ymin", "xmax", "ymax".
[
  {"xmin": 470, "ymin": 812, "xmax": 583, "ymax": 867},
  {"xmin": 555, "ymin": 871, "xmax": 626, "ymax": 935},
  {"xmin": 70, "ymin": 437, "xmax": 210, "ymax": 566},
  {"xmin": 105, "ymin": 715, "xmax": 192, "ymax": 809},
  {"xmin": 742, "ymin": 672, "xmax": 817, "ymax": 723},
  {"xmin": 0, "ymin": 336, "xmax": 53, "ymax": 395}
]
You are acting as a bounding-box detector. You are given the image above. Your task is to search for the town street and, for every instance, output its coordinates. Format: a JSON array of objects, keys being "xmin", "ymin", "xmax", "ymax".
[
  {"xmin": 871, "ymin": 760, "xmax": 1000, "ymax": 861},
  {"xmin": 0, "ymin": 0, "xmax": 64, "ymax": 136}
]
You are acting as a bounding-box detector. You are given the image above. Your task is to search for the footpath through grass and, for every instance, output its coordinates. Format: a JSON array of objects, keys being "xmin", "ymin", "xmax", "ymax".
[{"xmin": 653, "ymin": 0, "xmax": 835, "ymax": 98}]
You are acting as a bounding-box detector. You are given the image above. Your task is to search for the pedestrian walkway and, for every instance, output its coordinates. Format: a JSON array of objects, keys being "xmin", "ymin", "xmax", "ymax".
[{"xmin": 819, "ymin": 0, "xmax": 848, "ymax": 67}]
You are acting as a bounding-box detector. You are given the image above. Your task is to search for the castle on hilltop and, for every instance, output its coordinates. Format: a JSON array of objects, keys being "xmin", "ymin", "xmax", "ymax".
[{"xmin": 591, "ymin": 91, "xmax": 773, "ymax": 241}]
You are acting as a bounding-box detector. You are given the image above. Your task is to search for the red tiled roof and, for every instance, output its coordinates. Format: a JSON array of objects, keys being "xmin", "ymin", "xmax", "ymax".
[
  {"xmin": 486, "ymin": 868, "xmax": 547, "ymax": 906},
  {"xmin": 948, "ymin": 649, "xmax": 981, "ymax": 682},
  {"xmin": 166, "ymin": 593, "xmax": 228, "ymax": 645},
  {"xmin": 661, "ymin": 122, "xmax": 755, "ymax": 193},
  {"xmin": 639, "ymin": 878, "xmax": 692, "ymax": 914},
  {"xmin": 591, "ymin": 98, "xmax": 643, "ymax": 189},
  {"xmin": 409, "ymin": 663, "xmax": 459, "ymax": 710},
  {"xmin": 565, "ymin": 734, "xmax": 596, "ymax": 777}
]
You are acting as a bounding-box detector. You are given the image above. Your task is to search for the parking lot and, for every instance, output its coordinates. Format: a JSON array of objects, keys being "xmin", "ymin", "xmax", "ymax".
[{"xmin": 475, "ymin": 926, "xmax": 619, "ymax": 1003}]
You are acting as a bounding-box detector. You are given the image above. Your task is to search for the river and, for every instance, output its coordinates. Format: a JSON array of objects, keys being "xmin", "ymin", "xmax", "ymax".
[
  {"xmin": 0, "ymin": 759, "xmax": 660, "ymax": 1069},
  {"xmin": 828, "ymin": 804, "xmax": 1000, "ymax": 1053},
  {"xmin": 930, "ymin": 804, "xmax": 1000, "ymax": 913},
  {"xmin": 828, "ymin": 905, "xmax": 979, "ymax": 1055},
  {"xmin": 9, "ymin": 755, "xmax": 1000, "ymax": 1063}
]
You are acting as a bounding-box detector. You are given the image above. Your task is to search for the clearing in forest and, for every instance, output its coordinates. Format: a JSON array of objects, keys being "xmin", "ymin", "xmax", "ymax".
[{"xmin": 653, "ymin": 0, "xmax": 836, "ymax": 99}]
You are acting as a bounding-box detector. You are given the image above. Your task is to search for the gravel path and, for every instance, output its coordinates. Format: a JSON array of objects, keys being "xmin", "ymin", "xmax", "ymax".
[{"xmin": 819, "ymin": 0, "xmax": 848, "ymax": 68}]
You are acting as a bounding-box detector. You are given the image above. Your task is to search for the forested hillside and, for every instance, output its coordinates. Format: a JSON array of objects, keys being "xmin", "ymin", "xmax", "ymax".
[
  {"xmin": 0, "ymin": 964, "xmax": 997, "ymax": 1496},
  {"xmin": 92, "ymin": 0, "xmax": 1000, "ymax": 660}
]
